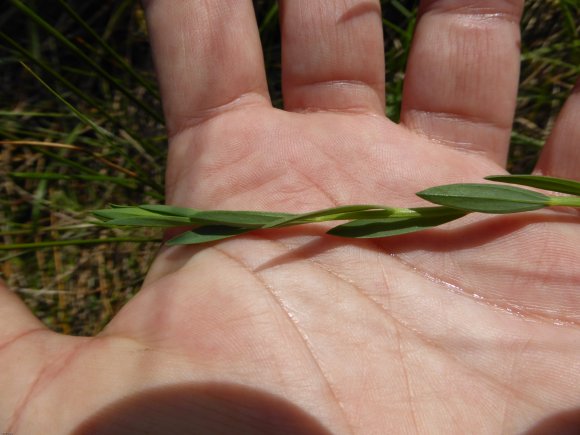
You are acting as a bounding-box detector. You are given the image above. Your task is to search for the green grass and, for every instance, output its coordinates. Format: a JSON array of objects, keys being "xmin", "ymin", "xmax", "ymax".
[
  {"xmin": 1, "ymin": 0, "xmax": 164, "ymax": 335},
  {"xmin": 1, "ymin": 0, "xmax": 579, "ymax": 335}
]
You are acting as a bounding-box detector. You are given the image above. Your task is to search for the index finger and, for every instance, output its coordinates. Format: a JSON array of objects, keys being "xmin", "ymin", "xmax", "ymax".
[{"xmin": 143, "ymin": 0, "xmax": 271, "ymax": 137}]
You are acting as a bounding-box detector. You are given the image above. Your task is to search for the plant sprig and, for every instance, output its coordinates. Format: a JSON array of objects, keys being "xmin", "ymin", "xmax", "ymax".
[{"xmin": 92, "ymin": 175, "xmax": 580, "ymax": 245}]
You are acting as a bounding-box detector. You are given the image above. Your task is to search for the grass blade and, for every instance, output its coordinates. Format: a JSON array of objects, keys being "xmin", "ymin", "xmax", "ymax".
[
  {"xmin": 0, "ymin": 31, "xmax": 108, "ymax": 118},
  {"xmin": 328, "ymin": 208, "xmax": 466, "ymax": 238},
  {"xmin": 485, "ymin": 175, "xmax": 580, "ymax": 196},
  {"xmin": 55, "ymin": 0, "xmax": 160, "ymax": 101},
  {"xmin": 258, "ymin": 3, "xmax": 279, "ymax": 34},
  {"xmin": 417, "ymin": 184, "xmax": 550, "ymax": 213},
  {"xmin": 98, "ymin": 216, "xmax": 191, "ymax": 227},
  {"xmin": 1, "ymin": 31, "xmax": 163, "ymax": 163},
  {"xmin": 9, "ymin": 0, "xmax": 163, "ymax": 123},
  {"xmin": 20, "ymin": 62, "xmax": 113, "ymax": 139}
]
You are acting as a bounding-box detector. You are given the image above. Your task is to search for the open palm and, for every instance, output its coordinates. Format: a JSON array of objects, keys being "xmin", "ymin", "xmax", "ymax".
[{"xmin": 2, "ymin": 1, "xmax": 580, "ymax": 434}]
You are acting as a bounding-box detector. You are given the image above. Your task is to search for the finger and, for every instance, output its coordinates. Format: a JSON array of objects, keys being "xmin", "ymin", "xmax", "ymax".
[
  {"xmin": 280, "ymin": 0, "xmax": 385, "ymax": 114},
  {"xmin": 534, "ymin": 79, "xmax": 580, "ymax": 180},
  {"xmin": 143, "ymin": 0, "xmax": 271, "ymax": 136},
  {"xmin": 400, "ymin": 1, "xmax": 524, "ymax": 165},
  {"xmin": 0, "ymin": 278, "xmax": 46, "ymax": 342}
]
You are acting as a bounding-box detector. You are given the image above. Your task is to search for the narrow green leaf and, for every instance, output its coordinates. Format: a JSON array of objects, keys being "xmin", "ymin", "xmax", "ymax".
[
  {"xmin": 191, "ymin": 210, "xmax": 294, "ymax": 228},
  {"xmin": 328, "ymin": 208, "xmax": 466, "ymax": 238},
  {"xmin": 55, "ymin": 0, "xmax": 160, "ymax": 101},
  {"xmin": 0, "ymin": 110, "xmax": 73, "ymax": 117},
  {"xmin": 138, "ymin": 204, "xmax": 202, "ymax": 218},
  {"xmin": 166, "ymin": 226, "xmax": 252, "ymax": 245},
  {"xmin": 0, "ymin": 31, "xmax": 165, "ymax": 165},
  {"xmin": 110, "ymin": 204, "xmax": 138, "ymax": 208},
  {"xmin": 139, "ymin": 205, "xmax": 293, "ymax": 228},
  {"xmin": 485, "ymin": 175, "xmax": 580, "ymax": 196},
  {"xmin": 258, "ymin": 3, "xmax": 279, "ymax": 33},
  {"xmin": 0, "ymin": 32, "xmax": 105, "ymax": 120},
  {"xmin": 20, "ymin": 62, "xmax": 114, "ymax": 139},
  {"xmin": 93, "ymin": 210, "xmax": 191, "ymax": 227},
  {"xmin": 417, "ymin": 184, "xmax": 550, "ymax": 213},
  {"xmin": 9, "ymin": 0, "xmax": 163, "ymax": 123},
  {"xmin": 93, "ymin": 207, "xmax": 162, "ymax": 221},
  {"xmin": 264, "ymin": 205, "xmax": 389, "ymax": 228},
  {"xmin": 101, "ymin": 216, "xmax": 191, "ymax": 227}
]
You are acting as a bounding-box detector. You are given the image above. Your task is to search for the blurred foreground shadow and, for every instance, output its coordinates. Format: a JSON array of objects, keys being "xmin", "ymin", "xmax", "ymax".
[
  {"xmin": 523, "ymin": 408, "xmax": 580, "ymax": 435},
  {"xmin": 74, "ymin": 382, "xmax": 333, "ymax": 435}
]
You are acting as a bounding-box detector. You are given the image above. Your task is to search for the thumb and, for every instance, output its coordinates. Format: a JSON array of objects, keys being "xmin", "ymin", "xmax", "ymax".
[
  {"xmin": 0, "ymin": 278, "xmax": 53, "ymax": 427},
  {"xmin": 0, "ymin": 278, "xmax": 46, "ymax": 343}
]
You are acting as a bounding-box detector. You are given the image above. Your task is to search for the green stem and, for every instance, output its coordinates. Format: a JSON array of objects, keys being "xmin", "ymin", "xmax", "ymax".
[
  {"xmin": 547, "ymin": 196, "xmax": 580, "ymax": 207},
  {"xmin": 308, "ymin": 206, "xmax": 460, "ymax": 222}
]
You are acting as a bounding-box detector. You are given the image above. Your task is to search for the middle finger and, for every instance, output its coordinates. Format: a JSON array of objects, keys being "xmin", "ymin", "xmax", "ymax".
[{"xmin": 280, "ymin": 0, "xmax": 385, "ymax": 115}]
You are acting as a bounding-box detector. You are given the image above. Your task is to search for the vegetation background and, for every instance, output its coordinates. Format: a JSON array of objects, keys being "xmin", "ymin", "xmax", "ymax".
[{"xmin": 1, "ymin": 0, "xmax": 579, "ymax": 335}]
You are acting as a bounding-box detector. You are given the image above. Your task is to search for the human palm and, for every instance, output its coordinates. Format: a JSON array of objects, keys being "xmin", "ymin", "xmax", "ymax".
[{"xmin": 2, "ymin": 1, "xmax": 580, "ymax": 434}]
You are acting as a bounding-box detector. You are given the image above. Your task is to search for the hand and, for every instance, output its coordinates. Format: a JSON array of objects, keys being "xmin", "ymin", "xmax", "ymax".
[{"xmin": 2, "ymin": 1, "xmax": 579, "ymax": 433}]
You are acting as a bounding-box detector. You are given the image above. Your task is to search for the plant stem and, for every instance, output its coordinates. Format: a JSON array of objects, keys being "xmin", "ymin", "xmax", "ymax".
[{"xmin": 547, "ymin": 196, "xmax": 580, "ymax": 207}]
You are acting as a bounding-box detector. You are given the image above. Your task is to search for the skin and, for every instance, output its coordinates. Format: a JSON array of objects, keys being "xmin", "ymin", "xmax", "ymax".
[{"xmin": 2, "ymin": 1, "xmax": 580, "ymax": 433}]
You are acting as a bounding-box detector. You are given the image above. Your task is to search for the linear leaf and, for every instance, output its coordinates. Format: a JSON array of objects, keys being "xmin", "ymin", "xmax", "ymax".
[
  {"xmin": 166, "ymin": 226, "xmax": 252, "ymax": 245},
  {"xmin": 100, "ymin": 216, "xmax": 191, "ymax": 227},
  {"xmin": 139, "ymin": 205, "xmax": 294, "ymax": 228},
  {"xmin": 417, "ymin": 184, "xmax": 550, "ymax": 213},
  {"xmin": 191, "ymin": 210, "xmax": 294, "ymax": 228},
  {"xmin": 9, "ymin": 0, "xmax": 163, "ymax": 123},
  {"xmin": 264, "ymin": 205, "xmax": 390, "ymax": 228},
  {"xmin": 110, "ymin": 204, "xmax": 137, "ymax": 209},
  {"xmin": 55, "ymin": 0, "xmax": 160, "ymax": 101},
  {"xmin": 20, "ymin": 62, "xmax": 114, "ymax": 139},
  {"xmin": 138, "ymin": 204, "xmax": 202, "ymax": 218},
  {"xmin": 485, "ymin": 175, "xmax": 580, "ymax": 196},
  {"xmin": 308, "ymin": 206, "xmax": 466, "ymax": 222},
  {"xmin": 0, "ymin": 31, "xmax": 165, "ymax": 164},
  {"xmin": 93, "ymin": 207, "xmax": 162, "ymax": 221},
  {"xmin": 328, "ymin": 209, "xmax": 466, "ymax": 238}
]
